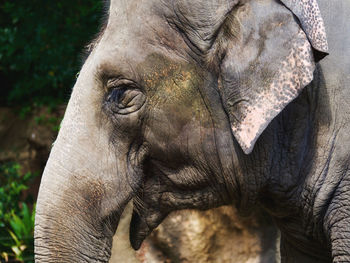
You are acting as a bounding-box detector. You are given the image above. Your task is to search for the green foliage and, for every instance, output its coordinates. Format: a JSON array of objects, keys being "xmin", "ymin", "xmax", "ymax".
[
  {"xmin": 0, "ymin": 163, "xmax": 35, "ymax": 223},
  {"xmin": 34, "ymin": 112, "xmax": 63, "ymax": 132},
  {"xmin": 0, "ymin": 0, "xmax": 104, "ymax": 106},
  {"xmin": 0, "ymin": 204, "xmax": 36, "ymax": 263},
  {"xmin": 0, "ymin": 163, "xmax": 37, "ymax": 262},
  {"xmin": 18, "ymin": 105, "xmax": 32, "ymax": 120}
]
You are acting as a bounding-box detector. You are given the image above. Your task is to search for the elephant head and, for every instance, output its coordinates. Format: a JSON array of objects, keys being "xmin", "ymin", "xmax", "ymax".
[{"xmin": 35, "ymin": 0, "xmax": 328, "ymax": 261}]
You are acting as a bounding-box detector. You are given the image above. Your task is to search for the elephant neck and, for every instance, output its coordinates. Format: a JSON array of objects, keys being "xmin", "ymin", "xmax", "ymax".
[
  {"xmin": 242, "ymin": 66, "xmax": 336, "ymax": 251},
  {"xmin": 236, "ymin": 74, "xmax": 321, "ymax": 217}
]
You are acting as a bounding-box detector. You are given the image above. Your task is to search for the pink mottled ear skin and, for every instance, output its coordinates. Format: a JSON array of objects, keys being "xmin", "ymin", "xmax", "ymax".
[
  {"xmin": 232, "ymin": 30, "xmax": 315, "ymax": 154},
  {"xmin": 227, "ymin": 0, "xmax": 329, "ymax": 154},
  {"xmin": 280, "ymin": 0, "xmax": 329, "ymax": 56}
]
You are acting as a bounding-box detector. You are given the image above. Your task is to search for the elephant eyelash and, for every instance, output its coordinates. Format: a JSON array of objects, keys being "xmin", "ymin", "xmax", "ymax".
[
  {"xmin": 105, "ymin": 78, "xmax": 141, "ymax": 106},
  {"xmin": 103, "ymin": 79, "xmax": 146, "ymax": 116},
  {"xmin": 105, "ymin": 78, "xmax": 139, "ymax": 92}
]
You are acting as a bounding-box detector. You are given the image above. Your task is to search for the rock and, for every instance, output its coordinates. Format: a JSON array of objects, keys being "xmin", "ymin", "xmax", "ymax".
[
  {"xmin": 111, "ymin": 204, "xmax": 279, "ymax": 263},
  {"xmin": 110, "ymin": 204, "xmax": 140, "ymax": 263}
]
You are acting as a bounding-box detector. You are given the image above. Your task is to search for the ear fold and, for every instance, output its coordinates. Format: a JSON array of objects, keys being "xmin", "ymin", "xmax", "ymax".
[
  {"xmin": 279, "ymin": 0, "xmax": 328, "ymax": 61},
  {"xmin": 217, "ymin": 0, "xmax": 328, "ymax": 154}
]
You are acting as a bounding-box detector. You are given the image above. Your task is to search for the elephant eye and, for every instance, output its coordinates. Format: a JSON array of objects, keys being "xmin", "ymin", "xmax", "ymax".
[
  {"xmin": 105, "ymin": 79, "xmax": 146, "ymax": 115},
  {"xmin": 107, "ymin": 87, "xmax": 127, "ymax": 104}
]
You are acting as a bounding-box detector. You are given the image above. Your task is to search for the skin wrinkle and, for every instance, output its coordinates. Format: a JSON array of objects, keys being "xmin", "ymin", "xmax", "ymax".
[
  {"xmin": 302, "ymin": 125, "xmax": 341, "ymax": 238},
  {"xmin": 170, "ymin": 5, "xmax": 204, "ymax": 55},
  {"xmin": 323, "ymin": 172, "xmax": 348, "ymax": 231},
  {"xmin": 170, "ymin": 21, "xmax": 203, "ymax": 62},
  {"xmin": 311, "ymin": 132, "xmax": 338, "ymax": 209},
  {"xmin": 325, "ymin": 188, "xmax": 350, "ymax": 261},
  {"xmin": 199, "ymin": 82, "xmax": 238, "ymax": 204},
  {"xmin": 36, "ymin": 214, "xmax": 111, "ymax": 261}
]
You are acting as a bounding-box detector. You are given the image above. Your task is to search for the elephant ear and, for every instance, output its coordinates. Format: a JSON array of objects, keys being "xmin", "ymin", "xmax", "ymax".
[
  {"xmin": 217, "ymin": 0, "xmax": 328, "ymax": 154},
  {"xmin": 279, "ymin": 0, "xmax": 328, "ymax": 61}
]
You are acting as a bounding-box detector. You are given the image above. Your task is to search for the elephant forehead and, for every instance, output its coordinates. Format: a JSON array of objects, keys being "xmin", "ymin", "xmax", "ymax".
[
  {"xmin": 93, "ymin": 0, "xmax": 187, "ymax": 77},
  {"xmin": 107, "ymin": 0, "xmax": 154, "ymax": 38},
  {"xmin": 95, "ymin": 34, "xmax": 148, "ymax": 74},
  {"xmin": 109, "ymin": 0, "xmax": 153, "ymax": 16}
]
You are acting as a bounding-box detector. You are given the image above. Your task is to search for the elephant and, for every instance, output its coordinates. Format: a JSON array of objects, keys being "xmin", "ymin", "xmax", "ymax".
[{"xmin": 34, "ymin": 0, "xmax": 350, "ymax": 262}]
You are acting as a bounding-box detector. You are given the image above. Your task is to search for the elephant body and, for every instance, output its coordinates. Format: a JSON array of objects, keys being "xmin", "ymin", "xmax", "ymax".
[
  {"xmin": 272, "ymin": 1, "xmax": 350, "ymax": 261},
  {"xmin": 35, "ymin": 0, "xmax": 350, "ymax": 262}
]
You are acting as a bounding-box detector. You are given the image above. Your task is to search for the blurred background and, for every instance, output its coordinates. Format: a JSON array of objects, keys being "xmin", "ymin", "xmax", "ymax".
[{"xmin": 0, "ymin": 1, "xmax": 104, "ymax": 261}]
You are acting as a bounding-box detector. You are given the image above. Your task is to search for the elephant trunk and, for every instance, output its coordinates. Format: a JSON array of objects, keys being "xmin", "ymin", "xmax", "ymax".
[
  {"xmin": 34, "ymin": 56, "xmax": 133, "ymax": 262},
  {"xmin": 35, "ymin": 152, "xmax": 120, "ymax": 262}
]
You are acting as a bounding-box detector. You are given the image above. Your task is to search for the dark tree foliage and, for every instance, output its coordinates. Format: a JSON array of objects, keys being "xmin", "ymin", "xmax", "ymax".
[{"xmin": 0, "ymin": 0, "xmax": 104, "ymax": 106}]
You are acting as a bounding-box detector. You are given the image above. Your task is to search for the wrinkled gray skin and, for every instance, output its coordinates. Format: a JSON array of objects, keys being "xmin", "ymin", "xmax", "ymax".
[{"xmin": 35, "ymin": 0, "xmax": 350, "ymax": 262}]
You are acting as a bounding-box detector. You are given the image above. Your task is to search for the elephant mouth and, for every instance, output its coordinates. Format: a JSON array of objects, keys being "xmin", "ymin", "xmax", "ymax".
[
  {"xmin": 129, "ymin": 210, "xmax": 148, "ymax": 250},
  {"xmin": 128, "ymin": 181, "xmax": 230, "ymax": 250},
  {"xmin": 129, "ymin": 207, "xmax": 166, "ymax": 250}
]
